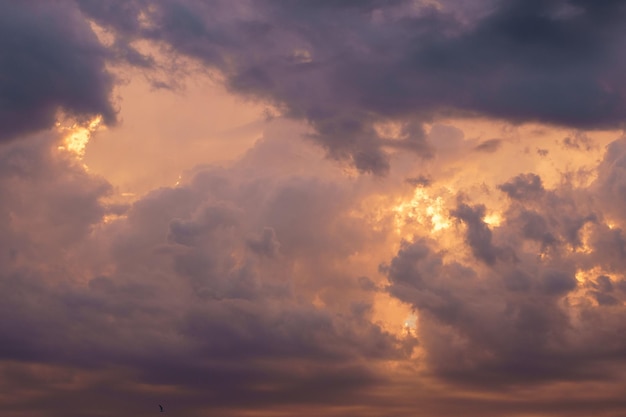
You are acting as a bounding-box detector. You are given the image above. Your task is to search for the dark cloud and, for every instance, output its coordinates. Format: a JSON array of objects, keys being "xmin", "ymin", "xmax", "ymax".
[
  {"xmin": 498, "ymin": 173, "xmax": 545, "ymax": 200},
  {"xmin": 246, "ymin": 227, "xmax": 281, "ymax": 257},
  {"xmin": 541, "ymin": 269, "xmax": 578, "ymax": 295},
  {"xmin": 6, "ymin": 2, "xmax": 626, "ymax": 416},
  {"xmin": 0, "ymin": 2, "xmax": 116, "ymax": 142},
  {"xmin": 473, "ymin": 138, "xmax": 502, "ymax": 153},
  {"xmin": 405, "ymin": 175, "xmax": 432, "ymax": 187},
  {"xmin": 450, "ymin": 202, "xmax": 501, "ymax": 265},
  {"xmin": 76, "ymin": 0, "xmax": 626, "ymax": 173},
  {"xmin": 516, "ymin": 209, "xmax": 558, "ymax": 249},
  {"xmin": 563, "ymin": 132, "xmax": 595, "ymax": 151}
]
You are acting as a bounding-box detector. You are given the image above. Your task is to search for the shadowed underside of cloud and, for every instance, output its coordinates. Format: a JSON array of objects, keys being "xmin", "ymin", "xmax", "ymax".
[
  {"xmin": 76, "ymin": 0, "xmax": 626, "ymax": 173},
  {"xmin": 0, "ymin": 2, "xmax": 116, "ymax": 142},
  {"xmin": 3, "ymin": 0, "xmax": 626, "ymax": 170}
]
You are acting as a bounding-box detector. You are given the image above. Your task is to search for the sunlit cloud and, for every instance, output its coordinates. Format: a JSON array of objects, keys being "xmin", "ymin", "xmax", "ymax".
[
  {"xmin": 392, "ymin": 187, "xmax": 452, "ymax": 234},
  {"xmin": 57, "ymin": 115, "xmax": 104, "ymax": 159}
]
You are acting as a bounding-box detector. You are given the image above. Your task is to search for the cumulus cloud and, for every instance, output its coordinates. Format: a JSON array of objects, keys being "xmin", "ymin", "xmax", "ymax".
[{"xmin": 384, "ymin": 137, "xmax": 626, "ymax": 392}]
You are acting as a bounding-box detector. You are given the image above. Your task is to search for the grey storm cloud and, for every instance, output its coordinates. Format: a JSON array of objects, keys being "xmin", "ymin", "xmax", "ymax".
[
  {"xmin": 75, "ymin": 0, "xmax": 626, "ymax": 173},
  {"xmin": 0, "ymin": 1, "xmax": 116, "ymax": 142}
]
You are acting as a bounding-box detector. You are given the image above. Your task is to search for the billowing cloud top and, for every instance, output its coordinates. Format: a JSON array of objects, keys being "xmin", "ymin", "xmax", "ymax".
[{"xmin": 2, "ymin": 1, "xmax": 626, "ymax": 417}]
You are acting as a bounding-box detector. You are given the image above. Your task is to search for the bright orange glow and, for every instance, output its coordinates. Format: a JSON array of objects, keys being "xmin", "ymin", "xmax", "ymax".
[
  {"xmin": 57, "ymin": 115, "xmax": 103, "ymax": 159},
  {"xmin": 392, "ymin": 188, "xmax": 451, "ymax": 234},
  {"xmin": 483, "ymin": 212, "xmax": 502, "ymax": 227},
  {"xmin": 371, "ymin": 292, "xmax": 416, "ymax": 338},
  {"xmin": 574, "ymin": 267, "xmax": 620, "ymax": 285}
]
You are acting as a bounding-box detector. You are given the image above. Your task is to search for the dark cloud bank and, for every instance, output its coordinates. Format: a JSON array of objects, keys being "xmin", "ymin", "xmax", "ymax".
[
  {"xmin": 3, "ymin": 1, "xmax": 626, "ymax": 416},
  {"xmin": 0, "ymin": 1, "xmax": 116, "ymax": 142},
  {"xmin": 77, "ymin": 0, "xmax": 626, "ymax": 173},
  {"xmin": 5, "ymin": 0, "xmax": 626, "ymax": 169}
]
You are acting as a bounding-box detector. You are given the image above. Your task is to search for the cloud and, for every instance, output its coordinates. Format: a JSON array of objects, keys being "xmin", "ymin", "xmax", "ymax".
[
  {"xmin": 450, "ymin": 202, "xmax": 501, "ymax": 265},
  {"xmin": 595, "ymin": 136, "xmax": 626, "ymax": 219},
  {"xmin": 0, "ymin": 124, "xmax": 415, "ymax": 416},
  {"xmin": 5, "ymin": 2, "xmax": 626, "ymax": 416},
  {"xmin": 0, "ymin": 2, "xmax": 116, "ymax": 142},
  {"xmin": 516, "ymin": 209, "xmax": 558, "ymax": 249},
  {"xmin": 384, "ymin": 139, "xmax": 626, "ymax": 391},
  {"xmin": 3, "ymin": 103, "xmax": 626, "ymax": 417},
  {"xmin": 405, "ymin": 175, "xmax": 432, "ymax": 187},
  {"xmin": 498, "ymin": 173, "xmax": 545, "ymax": 200},
  {"xmin": 246, "ymin": 227, "xmax": 280, "ymax": 257},
  {"xmin": 563, "ymin": 132, "xmax": 595, "ymax": 151},
  {"xmin": 77, "ymin": 0, "xmax": 626, "ymax": 173},
  {"xmin": 473, "ymin": 138, "xmax": 502, "ymax": 153}
]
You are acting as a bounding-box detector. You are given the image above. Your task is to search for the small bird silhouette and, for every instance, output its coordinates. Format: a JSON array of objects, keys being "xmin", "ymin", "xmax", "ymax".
[{"xmin": 159, "ymin": 404, "xmax": 164, "ymax": 412}]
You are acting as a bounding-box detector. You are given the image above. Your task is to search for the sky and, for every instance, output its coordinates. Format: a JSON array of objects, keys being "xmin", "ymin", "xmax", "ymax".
[{"xmin": 3, "ymin": 1, "xmax": 626, "ymax": 416}]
